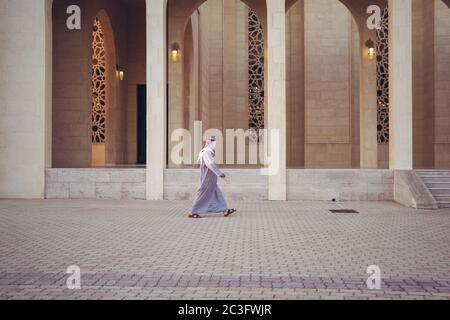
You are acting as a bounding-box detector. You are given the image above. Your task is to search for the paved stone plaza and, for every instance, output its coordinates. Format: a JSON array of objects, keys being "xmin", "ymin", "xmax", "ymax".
[{"xmin": 0, "ymin": 199, "xmax": 450, "ymax": 300}]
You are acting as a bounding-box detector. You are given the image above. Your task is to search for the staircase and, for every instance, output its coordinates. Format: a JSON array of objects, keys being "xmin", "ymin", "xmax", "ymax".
[{"xmin": 416, "ymin": 171, "xmax": 450, "ymax": 208}]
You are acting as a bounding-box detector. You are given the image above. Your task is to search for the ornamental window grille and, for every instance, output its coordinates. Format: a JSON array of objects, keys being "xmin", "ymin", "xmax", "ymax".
[
  {"xmin": 91, "ymin": 18, "xmax": 107, "ymax": 143},
  {"xmin": 248, "ymin": 9, "xmax": 265, "ymax": 136},
  {"xmin": 376, "ymin": 7, "xmax": 389, "ymax": 144}
]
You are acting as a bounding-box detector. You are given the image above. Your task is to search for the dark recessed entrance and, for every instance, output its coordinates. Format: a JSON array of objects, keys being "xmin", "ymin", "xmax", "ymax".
[{"xmin": 137, "ymin": 84, "xmax": 147, "ymax": 165}]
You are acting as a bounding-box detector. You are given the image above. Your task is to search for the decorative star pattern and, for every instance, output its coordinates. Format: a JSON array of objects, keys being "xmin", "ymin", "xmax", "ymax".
[
  {"xmin": 248, "ymin": 9, "xmax": 265, "ymax": 141},
  {"xmin": 376, "ymin": 7, "xmax": 389, "ymax": 144},
  {"xmin": 91, "ymin": 18, "xmax": 107, "ymax": 143}
]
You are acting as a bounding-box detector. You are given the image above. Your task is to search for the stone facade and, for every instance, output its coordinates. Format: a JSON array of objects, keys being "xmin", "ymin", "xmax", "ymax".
[
  {"xmin": 288, "ymin": 170, "xmax": 393, "ymax": 201},
  {"xmin": 46, "ymin": 168, "xmax": 145, "ymax": 200},
  {"xmin": 0, "ymin": 0, "xmax": 52, "ymax": 198},
  {"xmin": 304, "ymin": 0, "xmax": 358, "ymax": 169},
  {"xmin": 46, "ymin": 168, "xmax": 393, "ymax": 201},
  {"xmin": 434, "ymin": 0, "xmax": 450, "ymax": 168},
  {"xmin": 1, "ymin": 0, "xmax": 450, "ymax": 202}
]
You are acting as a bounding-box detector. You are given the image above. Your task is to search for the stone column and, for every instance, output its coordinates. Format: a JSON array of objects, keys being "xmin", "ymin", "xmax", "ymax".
[
  {"xmin": 360, "ymin": 29, "xmax": 378, "ymax": 169},
  {"xmin": 146, "ymin": 0, "xmax": 167, "ymax": 200},
  {"xmin": 388, "ymin": 0, "xmax": 413, "ymax": 170},
  {"xmin": 266, "ymin": 0, "xmax": 286, "ymax": 200},
  {"xmin": 167, "ymin": 15, "xmax": 185, "ymax": 168},
  {"xmin": 0, "ymin": 0, "xmax": 52, "ymax": 199}
]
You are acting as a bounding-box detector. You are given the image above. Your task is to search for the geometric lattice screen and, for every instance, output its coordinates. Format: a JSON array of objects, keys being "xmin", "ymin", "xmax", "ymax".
[
  {"xmin": 248, "ymin": 9, "xmax": 265, "ymax": 134},
  {"xmin": 376, "ymin": 7, "xmax": 389, "ymax": 144},
  {"xmin": 91, "ymin": 18, "xmax": 107, "ymax": 143}
]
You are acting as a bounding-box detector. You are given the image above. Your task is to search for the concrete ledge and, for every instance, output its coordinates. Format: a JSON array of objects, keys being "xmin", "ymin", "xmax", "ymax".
[
  {"xmin": 164, "ymin": 169, "xmax": 268, "ymax": 201},
  {"xmin": 287, "ymin": 169, "xmax": 394, "ymax": 201},
  {"xmin": 46, "ymin": 169, "xmax": 146, "ymax": 200},
  {"xmin": 46, "ymin": 168, "xmax": 397, "ymax": 203},
  {"xmin": 393, "ymin": 171, "xmax": 438, "ymax": 209},
  {"xmin": 166, "ymin": 169, "xmax": 394, "ymax": 201}
]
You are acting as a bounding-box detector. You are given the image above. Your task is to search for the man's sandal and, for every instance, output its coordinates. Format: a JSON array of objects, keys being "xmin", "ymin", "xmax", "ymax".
[
  {"xmin": 224, "ymin": 209, "xmax": 237, "ymax": 217},
  {"xmin": 188, "ymin": 214, "xmax": 202, "ymax": 219}
]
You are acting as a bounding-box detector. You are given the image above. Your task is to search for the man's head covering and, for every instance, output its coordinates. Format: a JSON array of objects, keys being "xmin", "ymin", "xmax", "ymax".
[
  {"xmin": 198, "ymin": 137, "xmax": 216, "ymax": 163},
  {"xmin": 204, "ymin": 137, "xmax": 216, "ymax": 152}
]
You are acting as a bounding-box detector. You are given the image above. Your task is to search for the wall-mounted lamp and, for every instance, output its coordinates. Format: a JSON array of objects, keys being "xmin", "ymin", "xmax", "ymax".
[
  {"xmin": 365, "ymin": 39, "xmax": 376, "ymax": 60},
  {"xmin": 116, "ymin": 65, "xmax": 125, "ymax": 81},
  {"xmin": 171, "ymin": 43, "xmax": 180, "ymax": 62}
]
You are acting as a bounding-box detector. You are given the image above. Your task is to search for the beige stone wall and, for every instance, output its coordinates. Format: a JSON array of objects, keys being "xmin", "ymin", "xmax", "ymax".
[
  {"xmin": 103, "ymin": 6, "xmax": 127, "ymax": 166},
  {"xmin": 167, "ymin": 0, "xmax": 267, "ymax": 166},
  {"xmin": 198, "ymin": 9, "xmax": 210, "ymax": 132},
  {"xmin": 184, "ymin": 0, "xmax": 362, "ymax": 169},
  {"xmin": 378, "ymin": 144, "xmax": 389, "ymax": 169},
  {"xmin": 183, "ymin": 19, "xmax": 193, "ymax": 131},
  {"xmin": 0, "ymin": 0, "xmax": 52, "ymax": 198},
  {"xmin": 411, "ymin": 0, "xmax": 450, "ymax": 169},
  {"xmin": 286, "ymin": 0, "xmax": 361, "ymax": 169},
  {"xmin": 422, "ymin": 2, "xmax": 435, "ymax": 168},
  {"xmin": 224, "ymin": 1, "xmax": 249, "ymax": 133},
  {"xmin": 350, "ymin": 19, "xmax": 360, "ymax": 168},
  {"xmin": 304, "ymin": 0, "xmax": 359, "ymax": 168},
  {"xmin": 167, "ymin": 1, "xmax": 189, "ymax": 166},
  {"xmin": 286, "ymin": 1, "xmax": 305, "ymax": 168},
  {"xmin": 187, "ymin": 0, "xmax": 250, "ymax": 164},
  {"xmin": 52, "ymin": 0, "xmax": 91, "ymax": 167},
  {"xmin": 412, "ymin": 0, "xmax": 435, "ymax": 169},
  {"xmin": 177, "ymin": 0, "xmax": 362, "ymax": 169},
  {"xmin": 167, "ymin": 0, "xmax": 267, "ymax": 162},
  {"xmin": 434, "ymin": 0, "xmax": 450, "ymax": 168},
  {"xmin": 187, "ymin": 13, "xmax": 200, "ymax": 136},
  {"xmin": 200, "ymin": 0, "xmax": 224, "ymax": 132}
]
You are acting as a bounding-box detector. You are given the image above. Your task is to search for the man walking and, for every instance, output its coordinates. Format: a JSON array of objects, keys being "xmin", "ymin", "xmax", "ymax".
[{"xmin": 188, "ymin": 137, "xmax": 237, "ymax": 218}]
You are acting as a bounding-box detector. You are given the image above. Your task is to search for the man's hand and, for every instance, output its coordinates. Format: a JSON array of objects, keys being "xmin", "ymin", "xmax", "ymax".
[{"xmin": 219, "ymin": 173, "xmax": 226, "ymax": 178}]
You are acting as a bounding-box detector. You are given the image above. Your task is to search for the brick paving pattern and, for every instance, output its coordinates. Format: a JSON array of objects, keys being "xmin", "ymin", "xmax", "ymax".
[{"xmin": 0, "ymin": 200, "xmax": 449, "ymax": 300}]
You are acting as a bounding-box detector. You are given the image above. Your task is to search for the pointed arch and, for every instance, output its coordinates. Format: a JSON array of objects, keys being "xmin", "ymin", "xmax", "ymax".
[
  {"xmin": 443, "ymin": 0, "xmax": 450, "ymax": 9},
  {"xmin": 177, "ymin": 0, "xmax": 267, "ymax": 33}
]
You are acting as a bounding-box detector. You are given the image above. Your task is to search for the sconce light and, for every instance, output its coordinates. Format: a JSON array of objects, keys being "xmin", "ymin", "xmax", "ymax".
[
  {"xmin": 171, "ymin": 43, "xmax": 180, "ymax": 62},
  {"xmin": 365, "ymin": 39, "xmax": 376, "ymax": 60},
  {"xmin": 116, "ymin": 65, "xmax": 125, "ymax": 81}
]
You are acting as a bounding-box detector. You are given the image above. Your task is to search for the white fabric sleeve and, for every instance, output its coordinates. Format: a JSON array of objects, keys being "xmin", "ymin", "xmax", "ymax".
[{"xmin": 203, "ymin": 150, "xmax": 223, "ymax": 176}]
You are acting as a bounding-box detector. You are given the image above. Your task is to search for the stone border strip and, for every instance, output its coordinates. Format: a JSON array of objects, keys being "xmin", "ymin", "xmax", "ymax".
[{"xmin": 1, "ymin": 273, "xmax": 449, "ymax": 295}]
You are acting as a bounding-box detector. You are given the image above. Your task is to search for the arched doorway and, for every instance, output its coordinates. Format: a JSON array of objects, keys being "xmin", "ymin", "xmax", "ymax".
[
  {"xmin": 168, "ymin": 0, "xmax": 267, "ymax": 167},
  {"xmin": 51, "ymin": 1, "xmax": 146, "ymax": 169},
  {"xmin": 286, "ymin": 0, "xmax": 362, "ymax": 169}
]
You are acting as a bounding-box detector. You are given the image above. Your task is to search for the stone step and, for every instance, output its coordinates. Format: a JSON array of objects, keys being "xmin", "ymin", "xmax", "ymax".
[
  {"xmin": 421, "ymin": 179, "xmax": 450, "ymax": 183},
  {"xmin": 434, "ymin": 196, "xmax": 450, "ymax": 202},
  {"xmin": 417, "ymin": 175, "xmax": 450, "ymax": 180},
  {"xmin": 416, "ymin": 170, "xmax": 450, "ymax": 173},
  {"xmin": 416, "ymin": 172, "xmax": 450, "ymax": 179},
  {"xmin": 421, "ymin": 178, "xmax": 450, "ymax": 184},
  {"xmin": 418, "ymin": 172, "xmax": 450, "ymax": 176},
  {"xmin": 415, "ymin": 171, "xmax": 450, "ymax": 208},
  {"xmin": 428, "ymin": 188, "xmax": 450, "ymax": 194},
  {"xmin": 423, "ymin": 182, "xmax": 450, "ymax": 189}
]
